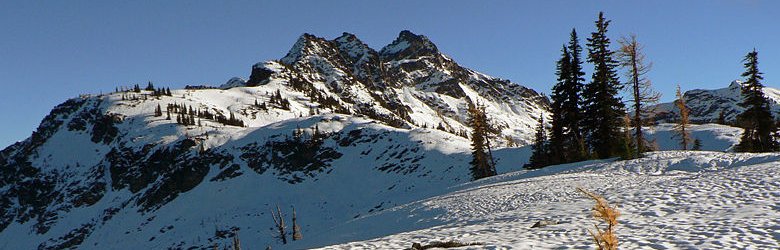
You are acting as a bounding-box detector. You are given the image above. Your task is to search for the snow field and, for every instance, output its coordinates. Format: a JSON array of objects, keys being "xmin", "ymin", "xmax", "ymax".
[{"xmin": 317, "ymin": 151, "xmax": 780, "ymax": 249}]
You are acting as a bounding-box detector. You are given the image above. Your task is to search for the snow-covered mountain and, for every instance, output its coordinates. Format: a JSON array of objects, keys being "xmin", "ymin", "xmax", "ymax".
[
  {"xmin": 654, "ymin": 81, "xmax": 780, "ymax": 123},
  {"xmin": 0, "ymin": 30, "xmax": 549, "ymax": 249},
  {"xmin": 2, "ymin": 29, "xmax": 764, "ymax": 249}
]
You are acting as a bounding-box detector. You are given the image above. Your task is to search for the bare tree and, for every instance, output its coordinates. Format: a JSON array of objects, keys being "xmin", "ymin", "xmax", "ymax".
[
  {"xmin": 673, "ymin": 85, "xmax": 692, "ymax": 150},
  {"xmin": 617, "ymin": 34, "xmax": 661, "ymax": 158},
  {"xmin": 292, "ymin": 206, "xmax": 303, "ymax": 241},
  {"xmin": 271, "ymin": 205, "xmax": 287, "ymax": 244},
  {"xmin": 232, "ymin": 229, "xmax": 241, "ymax": 250}
]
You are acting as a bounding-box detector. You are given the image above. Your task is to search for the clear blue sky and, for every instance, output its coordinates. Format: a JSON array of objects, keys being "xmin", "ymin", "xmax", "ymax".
[{"xmin": 2, "ymin": 1, "xmax": 779, "ymax": 148}]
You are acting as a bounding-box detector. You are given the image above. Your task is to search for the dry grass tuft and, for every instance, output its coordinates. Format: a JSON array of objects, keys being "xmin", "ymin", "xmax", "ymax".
[{"xmin": 577, "ymin": 187, "xmax": 619, "ymax": 250}]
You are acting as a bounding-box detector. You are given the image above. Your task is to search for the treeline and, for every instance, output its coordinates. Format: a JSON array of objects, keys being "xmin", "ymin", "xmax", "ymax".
[
  {"xmin": 154, "ymin": 102, "xmax": 245, "ymax": 127},
  {"xmin": 117, "ymin": 81, "xmax": 172, "ymax": 96},
  {"xmin": 524, "ymin": 11, "xmax": 779, "ymax": 170}
]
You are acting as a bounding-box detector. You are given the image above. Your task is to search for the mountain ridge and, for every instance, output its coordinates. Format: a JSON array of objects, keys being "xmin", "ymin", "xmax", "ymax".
[
  {"xmin": 0, "ymin": 30, "xmax": 549, "ymax": 249},
  {"xmin": 653, "ymin": 80, "xmax": 780, "ymax": 123}
]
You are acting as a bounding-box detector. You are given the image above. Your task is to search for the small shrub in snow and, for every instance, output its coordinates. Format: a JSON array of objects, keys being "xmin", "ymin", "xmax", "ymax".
[{"xmin": 578, "ymin": 187, "xmax": 619, "ymax": 250}]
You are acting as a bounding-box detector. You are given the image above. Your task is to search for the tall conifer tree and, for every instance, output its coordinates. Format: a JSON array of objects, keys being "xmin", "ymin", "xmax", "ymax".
[
  {"xmin": 735, "ymin": 49, "xmax": 779, "ymax": 152},
  {"xmin": 526, "ymin": 115, "xmax": 550, "ymax": 169},
  {"xmin": 549, "ymin": 45, "xmax": 571, "ymax": 165},
  {"xmin": 566, "ymin": 28, "xmax": 587, "ymax": 161},
  {"xmin": 468, "ymin": 100, "xmax": 496, "ymax": 179},
  {"xmin": 549, "ymin": 28, "xmax": 588, "ymax": 165},
  {"xmin": 582, "ymin": 12, "xmax": 625, "ymax": 159}
]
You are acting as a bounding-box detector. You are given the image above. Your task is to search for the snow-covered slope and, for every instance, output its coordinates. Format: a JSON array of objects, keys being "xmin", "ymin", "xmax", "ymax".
[
  {"xmin": 648, "ymin": 123, "xmax": 742, "ymax": 151},
  {"xmin": 317, "ymin": 151, "xmax": 780, "ymax": 249},
  {"xmin": 0, "ymin": 30, "xmax": 548, "ymax": 249},
  {"xmin": 654, "ymin": 81, "xmax": 780, "ymax": 123}
]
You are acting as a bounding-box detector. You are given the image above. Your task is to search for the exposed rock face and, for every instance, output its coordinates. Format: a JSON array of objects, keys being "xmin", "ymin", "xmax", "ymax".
[
  {"xmin": 653, "ymin": 81, "xmax": 780, "ymax": 124},
  {"xmin": 243, "ymin": 30, "xmax": 548, "ymax": 132}
]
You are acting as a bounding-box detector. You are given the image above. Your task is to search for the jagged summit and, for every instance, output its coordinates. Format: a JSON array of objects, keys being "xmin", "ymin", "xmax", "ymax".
[
  {"xmin": 239, "ymin": 30, "xmax": 548, "ymax": 136},
  {"xmin": 380, "ymin": 30, "xmax": 439, "ymax": 60},
  {"xmin": 333, "ymin": 32, "xmax": 375, "ymax": 60},
  {"xmin": 278, "ymin": 30, "xmax": 439, "ymax": 66},
  {"xmin": 279, "ymin": 33, "xmax": 335, "ymax": 65}
]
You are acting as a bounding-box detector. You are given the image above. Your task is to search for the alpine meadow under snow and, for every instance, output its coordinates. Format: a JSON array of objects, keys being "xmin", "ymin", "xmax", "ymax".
[{"xmin": 2, "ymin": 27, "xmax": 780, "ymax": 250}]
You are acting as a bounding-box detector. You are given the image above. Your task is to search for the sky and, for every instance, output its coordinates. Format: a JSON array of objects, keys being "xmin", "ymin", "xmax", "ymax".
[{"xmin": 1, "ymin": 0, "xmax": 779, "ymax": 148}]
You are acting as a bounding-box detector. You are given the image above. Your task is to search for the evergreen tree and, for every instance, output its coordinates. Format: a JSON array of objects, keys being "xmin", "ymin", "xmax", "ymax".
[
  {"xmin": 735, "ymin": 49, "xmax": 779, "ymax": 152},
  {"xmin": 673, "ymin": 85, "xmax": 692, "ymax": 150},
  {"xmin": 549, "ymin": 29, "xmax": 587, "ymax": 164},
  {"xmin": 467, "ymin": 100, "xmax": 496, "ymax": 179},
  {"xmin": 154, "ymin": 104, "xmax": 163, "ymax": 117},
  {"xmin": 145, "ymin": 81, "xmax": 155, "ymax": 91},
  {"xmin": 717, "ymin": 109, "xmax": 727, "ymax": 125},
  {"xmin": 692, "ymin": 138, "xmax": 702, "ymax": 151},
  {"xmin": 582, "ymin": 11, "xmax": 625, "ymax": 159},
  {"xmin": 133, "ymin": 84, "xmax": 141, "ymax": 93},
  {"xmin": 525, "ymin": 115, "xmax": 550, "ymax": 169},
  {"xmin": 566, "ymin": 28, "xmax": 587, "ymax": 161},
  {"xmin": 617, "ymin": 34, "xmax": 660, "ymax": 158},
  {"xmin": 549, "ymin": 45, "xmax": 571, "ymax": 165}
]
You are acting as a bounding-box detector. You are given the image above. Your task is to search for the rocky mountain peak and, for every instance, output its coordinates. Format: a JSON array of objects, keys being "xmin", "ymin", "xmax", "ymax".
[
  {"xmin": 379, "ymin": 30, "xmax": 439, "ymax": 60},
  {"xmin": 333, "ymin": 32, "xmax": 376, "ymax": 61},
  {"xmin": 728, "ymin": 80, "xmax": 743, "ymax": 91},
  {"xmin": 280, "ymin": 33, "xmax": 335, "ymax": 65}
]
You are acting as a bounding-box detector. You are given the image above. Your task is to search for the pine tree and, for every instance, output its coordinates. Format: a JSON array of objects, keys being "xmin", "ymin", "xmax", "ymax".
[
  {"xmin": 549, "ymin": 45, "xmax": 571, "ymax": 165},
  {"xmin": 617, "ymin": 34, "xmax": 660, "ymax": 158},
  {"xmin": 566, "ymin": 28, "xmax": 587, "ymax": 161},
  {"xmin": 549, "ymin": 29, "xmax": 587, "ymax": 164},
  {"xmin": 717, "ymin": 109, "xmax": 727, "ymax": 125},
  {"xmin": 735, "ymin": 49, "xmax": 779, "ymax": 152},
  {"xmin": 467, "ymin": 100, "xmax": 496, "ymax": 179},
  {"xmin": 673, "ymin": 85, "xmax": 692, "ymax": 150},
  {"xmin": 154, "ymin": 104, "xmax": 163, "ymax": 117},
  {"xmin": 525, "ymin": 115, "xmax": 550, "ymax": 169},
  {"xmin": 582, "ymin": 11, "xmax": 625, "ymax": 159},
  {"xmin": 133, "ymin": 84, "xmax": 141, "ymax": 93},
  {"xmin": 145, "ymin": 81, "xmax": 155, "ymax": 91},
  {"xmin": 692, "ymin": 138, "xmax": 702, "ymax": 151}
]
